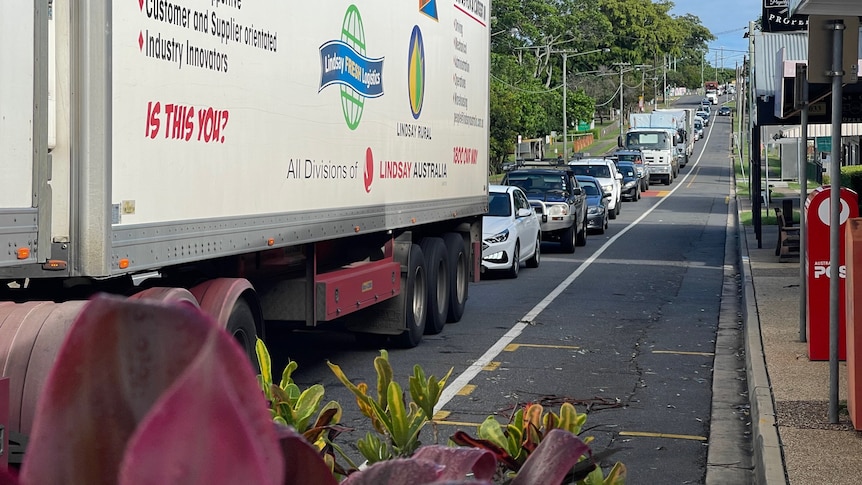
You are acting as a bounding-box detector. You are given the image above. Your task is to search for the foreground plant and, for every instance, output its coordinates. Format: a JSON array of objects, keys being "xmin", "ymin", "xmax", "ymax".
[
  {"xmin": 327, "ymin": 350, "xmax": 453, "ymax": 463},
  {"xmin": 256, "ymin": 338, "xmax": 348, "ymax": 473},
  {"xmin": 1, "ymin": 296, "xmax": 627, "ymax": 485},
  {"xmin": 451, "ymin": 402, "xmax": 626, "ymax": 484}
]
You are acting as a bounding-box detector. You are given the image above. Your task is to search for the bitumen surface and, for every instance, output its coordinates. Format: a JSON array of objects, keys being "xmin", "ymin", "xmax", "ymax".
[{"xmin": 736, "ymin": 195, "xmax": 862, "ymax": 484}]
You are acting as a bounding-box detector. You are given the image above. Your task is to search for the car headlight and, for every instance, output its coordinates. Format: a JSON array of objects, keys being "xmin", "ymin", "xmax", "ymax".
[
  {"xmin": 588, "ymin": 206, "xmax": 604, "ymax": 215},
  {"xmin": 602, "ymin": 184, "xmax": 614, "ymax": 194},
  {"xmin": 485, "ymin": 229, "xmax": 509, "ymax": 244},
  {"xmin": 624, "ymin": 181, "xmax": 637, "ymax": 189},
  {"xmin": 547, "ymin": 204, "xmax": 569, "ymax": 217}
]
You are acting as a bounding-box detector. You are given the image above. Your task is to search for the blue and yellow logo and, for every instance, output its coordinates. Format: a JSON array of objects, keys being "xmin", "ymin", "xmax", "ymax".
[
  {"xmin": 407, "ymin": 26, "xmax": 425, "ymax": 120},
  {"xmin": 319, "ymin": 5, "xmax": 385, "ymax": 130}
]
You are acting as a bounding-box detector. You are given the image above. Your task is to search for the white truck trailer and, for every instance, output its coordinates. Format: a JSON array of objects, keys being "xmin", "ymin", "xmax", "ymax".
[
  {"xmin": 625, "ymin": 114, "xmax": 679, "ymax": 185},
  {"xmin": 652, "ymin": 109, "xmax": 695, "ymax": 168},
  {"xmin": 0, "ymin": 0, "xmax": 490, "ymax": 451}
]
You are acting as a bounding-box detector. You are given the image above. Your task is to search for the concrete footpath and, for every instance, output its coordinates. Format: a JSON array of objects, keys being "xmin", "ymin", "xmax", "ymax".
[{"xmin": 739, "ymin": 205, "xmax": 862, "ymax": 483}]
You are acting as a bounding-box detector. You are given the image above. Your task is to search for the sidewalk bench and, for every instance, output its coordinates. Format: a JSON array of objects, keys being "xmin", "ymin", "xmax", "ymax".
[{"xmin": 774, "ymin": 207, "xmax": 800, "ymax": 261}]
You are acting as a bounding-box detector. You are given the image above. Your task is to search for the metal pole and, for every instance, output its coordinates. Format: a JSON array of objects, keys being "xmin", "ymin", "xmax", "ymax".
[
  {"xmin": 828, "ymin": 19, "xmax": 845, "ymax": 424},
  {"xmin": 753, "ymin": 127, "xmax": 762, "ymax": 248},
  {"xmin": 619, "ymin": 64, "xmax": 624, "ymax": 140},
  {"xmin": 663, "ymin": 55, "xmax": 667, "ymax": 107},
  {"xmin": 563, "ymin": 52, "xmax": 568, "ymax": 161},
  {"xmin": 799, "ymin": 65, "xmax": 809, "ymax": 343}
]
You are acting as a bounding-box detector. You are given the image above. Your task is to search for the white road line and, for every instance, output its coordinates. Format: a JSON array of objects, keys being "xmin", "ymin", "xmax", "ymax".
[{"xmin": 436, "ymin": 110, "xmax": 717, "ymax": 412}]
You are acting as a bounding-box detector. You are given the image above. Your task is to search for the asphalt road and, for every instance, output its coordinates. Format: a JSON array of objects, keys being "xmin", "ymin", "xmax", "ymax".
[{"xmin": 265, "ymin": 95, "xmax": 751, "ymax": 483}]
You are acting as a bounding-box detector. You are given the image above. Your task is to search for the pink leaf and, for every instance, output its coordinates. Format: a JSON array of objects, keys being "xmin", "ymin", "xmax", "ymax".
[
  {"xmin": 412, "ymin": 445, "xmax": 497, "ymax": 481},
  {"xmin": 275, "ymin": 425, "xmax": 338, "ymax": 485},
  {"xmin": 341, "ymin": 458, "xmax": 444, "ymax": 485},
  {"xmin": 19, "ymin": 295, "xmax": 283, "ymax": 485},
  {"xmin": 510, "ymin": 429, "xmax": 591, "ymax": 485}
]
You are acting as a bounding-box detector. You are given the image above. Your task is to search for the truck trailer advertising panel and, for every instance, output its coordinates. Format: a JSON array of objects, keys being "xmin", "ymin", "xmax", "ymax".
[{"xmin": 114, "ymin": 1, "xmax": 489, "ymax": 223}]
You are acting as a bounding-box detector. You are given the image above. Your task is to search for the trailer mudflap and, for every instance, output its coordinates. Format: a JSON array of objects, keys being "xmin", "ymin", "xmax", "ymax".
[{"xmin": 317, "ymin": 259, "xmax": 401, "ymax": 321}]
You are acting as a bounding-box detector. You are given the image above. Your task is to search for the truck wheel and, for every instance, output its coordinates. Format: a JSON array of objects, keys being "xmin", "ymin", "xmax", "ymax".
[
  {"xmin": 420, "ymin": 237, "xmax": 449, "ymax": 335},
  {"xmin": 664, "ymin": 175, "xmax": 671, "ymax": 185},
  {"xmin": 560, "ymin": 224, "xmax": 576, "ymax": 253},
  {"xmin": 443, "ymin": 233, "xmax": 468, "ymax": 323},
  {"xmin": 393, "ymin": 244, "xmax": 427, "ymax": 348},
  {"xmin": 226, "ymin": 299, "xmax": 258, "ymax": 371}
]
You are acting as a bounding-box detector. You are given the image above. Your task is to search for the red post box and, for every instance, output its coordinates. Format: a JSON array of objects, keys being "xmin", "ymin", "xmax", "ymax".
[
  {"xmin": 805, "ymin": 186, "xmax": 859, "ymax": 361},
  {"xmin": 847, "ymin": 219, "xmax": 862, "ymax": 428}
]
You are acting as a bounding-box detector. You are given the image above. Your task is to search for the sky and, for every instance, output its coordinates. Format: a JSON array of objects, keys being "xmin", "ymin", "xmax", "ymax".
[{"xmin": 669, "ymin": 0, "xmax": 761, "ymax": 68}]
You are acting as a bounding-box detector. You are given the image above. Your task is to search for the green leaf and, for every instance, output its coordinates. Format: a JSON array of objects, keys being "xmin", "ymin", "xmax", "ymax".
[
  {"xmin": 373, "ymin": 351, "xmax": 393, "ymax": 406},
  {"xmin": 293, "ymin": 384, "xmax": 325, "ymax": 431},
  {"xmin": 356, "ymin": 432, "xmax": 391, "ymax": 464},
  {"xmin": 255, "ymin": 338, "xmax": 273, "ymax": 399},
  {"xmin": 279, "ymin": 360, "xmax": 298, "ymax": 390},
  {"xmin": 602, "ymin": 462, "xmax": 627, "ymax": 484},
  {"xmin": 478, "ymin": 415, "xmax": 508, "ymax": 450},
  {"xmin": 558, "ymin": 402, "xmax": 587, "ymax": 435}
]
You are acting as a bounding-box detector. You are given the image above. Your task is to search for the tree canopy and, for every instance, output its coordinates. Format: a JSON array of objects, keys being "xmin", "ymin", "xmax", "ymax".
[{"xmin": 488, "ymin": 0, "xmax": 717, "ymax": 170}]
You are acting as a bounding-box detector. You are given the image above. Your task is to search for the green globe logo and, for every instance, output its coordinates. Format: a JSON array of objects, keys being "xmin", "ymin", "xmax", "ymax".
[
  {"xmin": 407, "ymin": 25, "xmax": 425, "ymax": 119},
  {"xmin": 340, "ymin": 5, "xmax": 367, "ymax": 130}
]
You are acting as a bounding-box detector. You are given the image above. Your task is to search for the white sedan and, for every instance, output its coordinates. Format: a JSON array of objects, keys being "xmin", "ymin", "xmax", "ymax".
[{"xmin": 482, "ymin": 185, "xmax": 541, "ymax": 278}]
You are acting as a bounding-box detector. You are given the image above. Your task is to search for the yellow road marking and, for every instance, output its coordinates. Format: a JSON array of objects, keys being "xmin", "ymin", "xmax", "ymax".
[
  {"xmin": 619, "ymin": 431, "xmax": 707, "ymax": 441},
  {"xmin": 457, "ymin": 384, "xmax": 477, "ymax": 396},
  {"xmin": 504, "ymin": 343, "xmax": 580, "ymax": 351},
  {"xmin": 433, "ymin": 419, "xmax": 485, "ymax": 427},
  {"xmin": 433, "ymin": 410, "xmax": 450, "ymax": 420},
  {"xmin": 483, "ymin": 361, "xmax": 501, "ymax": 371},
  {"xmin": 686, "ymin": 167, "xmax": 700, "ymax": 188},
  {"xmin": 654, "ymin": 190, "xmax": 671, "ymax": 197},
  {"xmin": 652, "ymin": 350, "xmax": 715, "ymax": 357}
]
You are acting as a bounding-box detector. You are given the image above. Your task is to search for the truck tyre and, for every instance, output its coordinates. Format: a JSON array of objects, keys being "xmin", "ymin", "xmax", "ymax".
[
  {"xmin": 226, "ymin": 299, "xmax": 259, "ymax": 372},
  {"xmin": 664, "ymin": 175, "xmax": 671, "ymax": 185},
  {"xmin": 443, "ymin": 232, "xmax": 468, "ymax": 323},
  {"xmin": 393, "ymin": 244, "xmax": 427, "ymax": 348},
  {"xmin": 420, "ymin": 237, "xmax": 449, "ymax": 335},
  {"xmin": 560, "ymin": 224, "xmax": 576, "ymax": 253}
]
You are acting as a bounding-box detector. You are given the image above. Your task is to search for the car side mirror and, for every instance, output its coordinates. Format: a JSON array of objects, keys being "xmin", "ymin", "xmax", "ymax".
[
  {"xmin": 572, "ymin": 187, "xmax": 582, "ymax": 196},
  {"xmin": 615, "ymin": 173, "xmax": 622, "ymax": 180},
  {"xmin": 517, "ymin": 208, "xmax": 533, "ymax": 218}
]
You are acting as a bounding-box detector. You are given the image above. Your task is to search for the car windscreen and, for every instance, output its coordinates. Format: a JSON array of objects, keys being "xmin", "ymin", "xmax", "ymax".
[
  {"xmin": 617, "ymin": 164, "xmax": 636, "ymax": 177},
  {"xmin": 581, "ymin": 183, "xmax": 600, "ymax": 196},
  {"xmin": 624, "ymin": 132, "xmax": 670, "ymax": 150},
  {"xmin": 506, "ymin": 174, "xmax": 567, "ymax": 194},
  {"xmin": 487, "ymin": 192, "xmax": 511, "ymax": 217},
  {"xmin": 569, "ymin": 165, "xmax": 610, "ymax": 178}
]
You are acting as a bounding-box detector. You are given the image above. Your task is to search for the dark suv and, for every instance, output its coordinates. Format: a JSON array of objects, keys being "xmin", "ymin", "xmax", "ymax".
[
  {"xmin": 610, "ymin": 149, "xmax": 649, "ymax": 191},
  {"xmin": 502, "ymin": 163, "xmax": 587, "ymax": 253}
]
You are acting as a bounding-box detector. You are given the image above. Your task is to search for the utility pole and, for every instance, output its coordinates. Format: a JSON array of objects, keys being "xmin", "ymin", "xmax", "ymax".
[
  {"xmin": 663, "ymin": 55, "xmax": 667, "ymax": 107},
  {"xmin": 614, "ymin": 62, "xmax": 631, "ymax": 139},
  {"xmin": 562, "ymin": 52, "xmax": 569, "ymax": 161},
  {"xmin": 552, "ymin": 47, "xmax": 610, "ymax": 161},
  {"xmin": 701, "ymin": 51, "xmax": 705, "ymax": 92}
]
